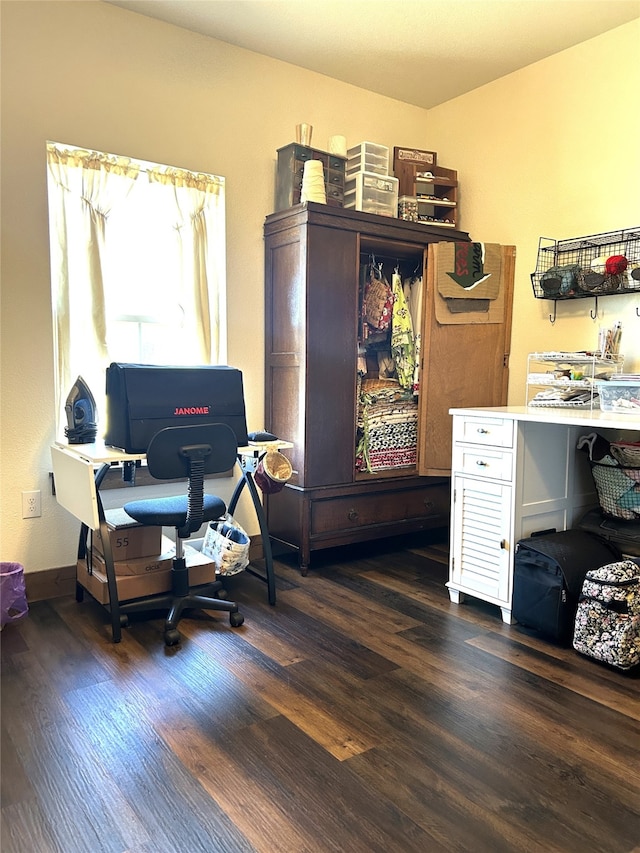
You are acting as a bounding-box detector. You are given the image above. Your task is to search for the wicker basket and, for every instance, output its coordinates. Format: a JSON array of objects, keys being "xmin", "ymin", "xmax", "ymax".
[{"xmin": 590, "ymin": 462, "xmax": 640, "ymax": 521}]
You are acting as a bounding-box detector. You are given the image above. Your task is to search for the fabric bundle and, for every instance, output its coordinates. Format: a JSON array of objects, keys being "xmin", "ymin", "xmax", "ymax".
[{"xmin": 356, "ymin": 378, "xmax": 418, "ymax": 472}]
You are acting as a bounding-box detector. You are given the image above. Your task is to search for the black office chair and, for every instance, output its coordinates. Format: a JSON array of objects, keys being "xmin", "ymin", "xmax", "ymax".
[{"xmin": 121, "ymin": 423, "xmax": 244, "ymax": 646}]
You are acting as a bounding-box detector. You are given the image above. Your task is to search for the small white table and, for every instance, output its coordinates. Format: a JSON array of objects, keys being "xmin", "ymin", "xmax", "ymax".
[{"xmin": 447, "ymin": 406, "xmax": 640, "ymax": 623}]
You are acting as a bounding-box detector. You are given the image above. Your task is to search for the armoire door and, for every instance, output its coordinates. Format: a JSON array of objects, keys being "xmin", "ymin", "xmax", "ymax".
[
  {"xmin": 265, "ymin": 216, "xmax": 358, "ymax": 489},
  {"xmin": 417, "ymin": 242, "xmax": 516, "ymax": 476}
]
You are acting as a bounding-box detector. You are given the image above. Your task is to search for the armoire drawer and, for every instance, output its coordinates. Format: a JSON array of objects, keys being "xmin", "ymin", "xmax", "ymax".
[
  {"xmin": 456, "ymin": 416, "xmax": 514, "ymax": 449},
  {"xmin": 310, "ymin": 483, "xmax": 449, "ymax": 535},
  {"xmin": 452, "ymin": 445, "xmax": 513, "ymax": 482}
]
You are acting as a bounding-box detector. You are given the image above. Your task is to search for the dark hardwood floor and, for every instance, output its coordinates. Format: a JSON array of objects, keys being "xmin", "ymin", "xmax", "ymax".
[{"xmin": 2, "ymin": 534, "xmax": 639, "ymax": 853}]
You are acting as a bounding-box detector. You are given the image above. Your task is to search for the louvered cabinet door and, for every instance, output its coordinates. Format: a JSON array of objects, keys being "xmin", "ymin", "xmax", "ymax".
[
  {"xmin": 447, "ymin": 410, "xmax": 516, "ymax": 624},
  {"xmin": 448, "ymin": 474, "xmax": 513, "ymax": 612}
]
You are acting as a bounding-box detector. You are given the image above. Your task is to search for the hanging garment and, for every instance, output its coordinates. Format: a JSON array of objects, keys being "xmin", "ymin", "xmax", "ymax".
[
  {"xmin": 391, "ymin": 269, "xmax": 415, "ymax": 390},
  {"xmin": 406, "ymin": 274, "xmax": 423, "ymax": 395},
  {"xmin": 363, "ymin": 264, "xmax": 394, "ymax": 332}
]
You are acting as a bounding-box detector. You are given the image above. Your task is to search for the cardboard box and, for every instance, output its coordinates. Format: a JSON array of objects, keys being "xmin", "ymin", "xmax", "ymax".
[
  {"xmin": 94, "ymin": 535, "xmax": 213, "ymax": 577},
  {"xmin": 92, "ymin": 534, "xmax": 172, "ymax": 576},
  {"xmin": 92, "ymin": 507, "xmax": 162, "ymax": 561},
  {"xmin": 77, "ymin": 542, "xmax": 217, "ymax": 604}
]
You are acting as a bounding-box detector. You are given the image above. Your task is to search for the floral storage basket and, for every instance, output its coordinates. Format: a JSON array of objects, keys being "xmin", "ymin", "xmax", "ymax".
[{"xmin": 202, "ymin": 515, "xmax": 250, "ymax": 576}]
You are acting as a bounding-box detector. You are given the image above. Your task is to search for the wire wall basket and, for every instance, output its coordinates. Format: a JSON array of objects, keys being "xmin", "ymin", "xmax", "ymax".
[{"xmin": 531, "ymin": 227, "xmax": 640, "ymax": 301}]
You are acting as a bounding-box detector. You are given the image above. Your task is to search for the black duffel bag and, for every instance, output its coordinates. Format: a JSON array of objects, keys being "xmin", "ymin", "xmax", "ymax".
[
  {"xmin": 512, "ymin": 529, "xmax": 622, "ymax": 643},
  {"xmin": 104, "ymin": 363, "xmax": 248, "ymax": 453}
]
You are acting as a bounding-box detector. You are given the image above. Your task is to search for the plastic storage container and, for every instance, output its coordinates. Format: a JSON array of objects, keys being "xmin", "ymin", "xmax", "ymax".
[
  {"xmin": 595, "ymin": 378, "xmax": 640, "ymax": 413},
  {"xmin": 344, "ymin": 171, "xmax": 398, "ymax": 217},
  {"xmin": 346, "ymin": 142, "xmax": 389, "ymax": 177},
  {"xmin": 398, "ymin": 195, "xmax": 419, "ymax": 221}
]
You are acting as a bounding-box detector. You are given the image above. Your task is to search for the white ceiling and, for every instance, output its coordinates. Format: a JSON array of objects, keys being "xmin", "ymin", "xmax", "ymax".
[{"xmin": 105, "ymin": 0, "xmax": 640, "ymax": 109}]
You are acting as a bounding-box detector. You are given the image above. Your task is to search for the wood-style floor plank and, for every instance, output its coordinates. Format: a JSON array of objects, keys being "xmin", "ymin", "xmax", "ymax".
[
  {"xmin": 2, "ymin": 534, "xmax": 639, "ymax": 853},
  {"xmin": 467, "ymin": 631, "xmax": 640, "ymax": 720}
]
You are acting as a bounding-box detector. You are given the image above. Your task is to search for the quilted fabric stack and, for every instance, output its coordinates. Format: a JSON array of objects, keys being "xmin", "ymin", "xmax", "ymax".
[{"xmin": 356, "ymin": 378, "xmax": 418, "ymax": 473}]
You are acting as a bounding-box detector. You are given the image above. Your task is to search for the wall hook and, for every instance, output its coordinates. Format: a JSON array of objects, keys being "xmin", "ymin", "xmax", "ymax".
[
  {"xmin": 636, "ymin": 306, "xmax": 640, "ymax": 317},
  {"xmin": 549, "ymin": 301, "xmax": 557, "ymax": 324},
  {"xmin": 590, "ymin": 296, "xmax": 599, "ymax": 320}
]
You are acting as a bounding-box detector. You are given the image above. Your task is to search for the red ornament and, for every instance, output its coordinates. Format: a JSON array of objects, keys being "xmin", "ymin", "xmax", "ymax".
[{"xmin": 605, "ymin": 255, "xmax": 628, "ymax": 275}]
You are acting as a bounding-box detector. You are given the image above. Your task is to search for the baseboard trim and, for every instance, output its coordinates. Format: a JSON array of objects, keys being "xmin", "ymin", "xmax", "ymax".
[
  {"xmin": 26, "ymin": 537, "xmax": 265, "ymax": 602},
  {"xmin": 25, "ymin": 563, "xmax": 78, "ymax": 603}
]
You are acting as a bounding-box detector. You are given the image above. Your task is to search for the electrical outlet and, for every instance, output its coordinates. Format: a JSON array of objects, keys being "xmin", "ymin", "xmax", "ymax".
[{"xmin": 22, "ymin": 490, "xmax": 41, "ymax": 518}]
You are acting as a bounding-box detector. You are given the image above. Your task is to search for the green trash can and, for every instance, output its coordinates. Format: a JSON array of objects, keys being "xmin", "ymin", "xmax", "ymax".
[{"xmin": 0, "ymin": 562, "xmax": 29, "ymax": 627}]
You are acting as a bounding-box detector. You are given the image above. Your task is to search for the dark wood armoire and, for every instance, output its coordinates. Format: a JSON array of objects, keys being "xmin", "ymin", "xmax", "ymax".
[{"xmin": 263, "ymin": 202, "xmax": 514, "ymax": 573}]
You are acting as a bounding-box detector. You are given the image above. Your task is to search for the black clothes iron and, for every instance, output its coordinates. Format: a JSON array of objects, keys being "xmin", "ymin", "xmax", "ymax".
[{"xmin": 65, "ymin": 375, "xmax": 98, "ymax": 444}]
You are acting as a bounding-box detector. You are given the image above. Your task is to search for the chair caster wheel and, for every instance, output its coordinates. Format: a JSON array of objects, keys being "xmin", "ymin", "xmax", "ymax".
[
  {"xmin": 230, "ymin": 612, "xmax": 244, "ymax": 628},
  {"xmin": 216, "ymin": 588, "xmax": 228, "ymax": 600},
  {"xmin": 164, "ymin": 629, "xmax": 181, "ymax": 646},
  {"xmin": 119, "ymin": 615, "xmax": 129, "ymax": 628}
]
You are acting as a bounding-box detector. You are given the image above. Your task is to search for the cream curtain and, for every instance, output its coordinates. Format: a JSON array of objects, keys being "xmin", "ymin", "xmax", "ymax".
[
  {"xmin": 47, "ymin": 144, "xmax": 140, "ymax": 430},
  {"xmin": 148, "ymin": 167, "xmax": 226, "ymax": 363}
]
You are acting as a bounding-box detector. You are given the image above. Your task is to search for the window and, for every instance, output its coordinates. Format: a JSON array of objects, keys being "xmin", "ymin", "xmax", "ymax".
[{"xmin": 46, "ymin": 142, "xmax": 226, "ymax": 432}]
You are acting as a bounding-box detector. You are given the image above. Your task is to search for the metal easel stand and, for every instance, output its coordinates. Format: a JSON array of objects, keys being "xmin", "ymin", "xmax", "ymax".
[
  {"xmin": 76, "ymin": 462, "xmax": 125, "ymax": 642},
  {"xmin": 227, "ymin": 449, "xmax": 277, "ymax": 606}
]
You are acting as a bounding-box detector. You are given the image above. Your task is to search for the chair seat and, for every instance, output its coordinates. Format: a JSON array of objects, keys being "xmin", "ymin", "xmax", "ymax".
[{"xmin": 124, "ymin": 494, "xmax": 226, "ymax": 529}]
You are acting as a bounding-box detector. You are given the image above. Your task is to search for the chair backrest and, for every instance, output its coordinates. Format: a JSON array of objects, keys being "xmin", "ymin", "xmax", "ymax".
[
  {"xmin": 145, "ymin": 423, "xmax": 238, "ymax": 481},
  {"xmin": 144, "ymin": 423, "xmax": 238, "ymax": 538}
]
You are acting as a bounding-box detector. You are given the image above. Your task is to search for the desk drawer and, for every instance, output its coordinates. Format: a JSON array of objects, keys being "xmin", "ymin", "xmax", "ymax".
[
  {"xmin": 456, "ymin": 416, "xmax": 514, "ymax": 449},
  {"xmin": 310, "ymin": 482, "xmax": 449, "ymax": 535},
  {"xmin": 453, "ymin": 446, "xmax": 513, "ymax": 482}
]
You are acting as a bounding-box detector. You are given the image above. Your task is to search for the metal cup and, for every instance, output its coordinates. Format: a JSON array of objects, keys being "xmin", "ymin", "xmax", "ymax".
[{"xmin": 296, "ymin": 123, "xmax": 313, "ymax": 147}]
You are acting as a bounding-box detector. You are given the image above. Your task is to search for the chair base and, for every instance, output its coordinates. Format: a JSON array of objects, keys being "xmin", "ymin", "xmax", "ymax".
[{"xmin": 118, "ymin": 558, "xmax": 244, "ymax": 645}]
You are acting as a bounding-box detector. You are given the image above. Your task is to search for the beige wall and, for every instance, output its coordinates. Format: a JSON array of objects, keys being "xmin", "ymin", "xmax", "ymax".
[
  {"xmin": 425, "ymin": 20, "xmax": 640, "ymax": 392},
  {"xmin": 1, "ymin": 1, "xmax": 638, "ymax": 574}
]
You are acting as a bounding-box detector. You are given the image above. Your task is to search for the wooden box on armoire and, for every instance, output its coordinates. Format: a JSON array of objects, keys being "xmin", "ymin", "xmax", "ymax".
[{"xmin": 275, "ymin": 143, "xmax": 346, "ymax": 210}]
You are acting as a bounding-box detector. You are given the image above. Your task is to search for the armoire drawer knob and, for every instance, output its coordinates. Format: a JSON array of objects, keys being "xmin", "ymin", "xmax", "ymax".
[
  {"xmin": 423, "ymin": 500, "xmax": 434, "ymax": 511},
  {"xmin": 347, "ymin": 509, "xmax": 359, "ymax": 522}
]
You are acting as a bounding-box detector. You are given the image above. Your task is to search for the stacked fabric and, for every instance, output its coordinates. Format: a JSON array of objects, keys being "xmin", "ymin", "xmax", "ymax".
[{"xmin": 356, "ymin": 378, "xmax": 418, "ymax": 472}]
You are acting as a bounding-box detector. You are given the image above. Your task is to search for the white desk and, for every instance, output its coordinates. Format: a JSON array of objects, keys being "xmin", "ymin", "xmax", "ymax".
[
  {"xmin": 447, "ymin": 406, "xmax": 640, "ymax": 623},
  {"xmin": 51, "ymin": 439, "xmax": 291, "ymax": 641}
]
